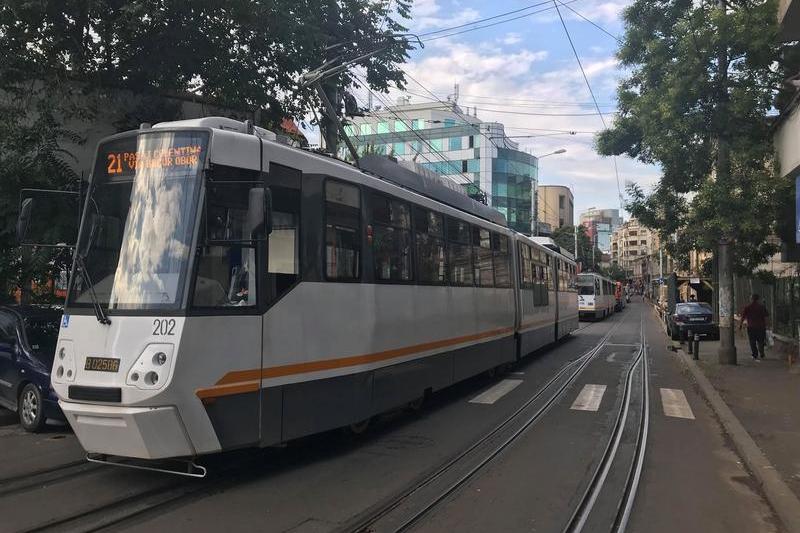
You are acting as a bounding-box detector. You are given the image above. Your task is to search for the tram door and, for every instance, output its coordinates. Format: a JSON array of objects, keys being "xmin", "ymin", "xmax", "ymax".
[{"xmin": 259, "ymin": 163, "xmax": 302, "ymax": 445}]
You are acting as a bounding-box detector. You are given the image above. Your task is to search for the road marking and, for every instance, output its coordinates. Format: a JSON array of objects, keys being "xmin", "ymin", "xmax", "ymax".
[
  {"xmin": 509, "ymin": 371, "xmax": 525, "ymax": 376},
  {"xmin": 571, "ymin": 384, "xmax": 607, "ymax": 412},
  {"xmin": 604, "ymin": 343, "xmax": 641, "ymax": 347},
  {"xmin": 660, "ymin": 388, "xmax": 695, "ymax": 419},
  {"xmin": 606, "ymin": 352, "xmax": 617, "ymax": 362},
  {"xmin": 469, "ymin": 379, "xmax": 523, "ymax": 404}
]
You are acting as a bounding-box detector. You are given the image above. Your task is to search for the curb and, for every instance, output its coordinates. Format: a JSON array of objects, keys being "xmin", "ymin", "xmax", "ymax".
[{"xmin": 675, "ymin": 347, "xmax": 800, "ymax": 533}]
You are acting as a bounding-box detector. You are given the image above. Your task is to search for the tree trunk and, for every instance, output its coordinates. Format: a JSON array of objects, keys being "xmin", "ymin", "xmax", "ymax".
[
  {"xmin": 717, "ymin": 238, "xmax": 737, "ymax": 364},
  {"xmin": 716, "ymin": 0, "xmax": 737, "ymax": 364}
]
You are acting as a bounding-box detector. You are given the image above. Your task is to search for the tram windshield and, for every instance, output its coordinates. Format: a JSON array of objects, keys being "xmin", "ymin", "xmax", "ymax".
[{"xmin": 68, "ymin": 130, "xmax": 209, "ymax": 311}]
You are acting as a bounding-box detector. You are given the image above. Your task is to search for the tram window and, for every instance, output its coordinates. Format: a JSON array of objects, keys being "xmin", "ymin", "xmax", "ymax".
[
  {"xmin": 520, "ymin": 244, "xmax": 532, "ymax": 286},
  {"xmin": 325, "ymin": 180, "xmax": 361, "ymax": 280},
  {"xmin": 472, "ymin": 227, "xmax": 493, "ymax": 287},
  {"xmin": 414, "ymin": 208, "xmax": 446, "ymax": 284},
  {"xmin": 492, "ymin": 233, "xmax": 511, "ymax": 288},
  {"xmin": 371, "ymin": 195, "xmax": 412, "ymax": 282},
  {"xmin": 193, "ymin": 245, "xmax": 257, "ymax": 307},
  {"xmin": 446, "ymin": 217, "xmax": 472, "ymax": 286}
]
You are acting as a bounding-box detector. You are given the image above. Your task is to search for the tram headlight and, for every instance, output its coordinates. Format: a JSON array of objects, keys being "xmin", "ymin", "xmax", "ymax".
[{"xmin": 126, "ymin": 344, "xmax": 174, "ymax": 391}]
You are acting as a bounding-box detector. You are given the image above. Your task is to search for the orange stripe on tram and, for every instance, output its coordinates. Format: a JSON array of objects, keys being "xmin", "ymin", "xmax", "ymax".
[{"xmin": 195, "ymin": 326, "xmax": 514, "ymax": 400}]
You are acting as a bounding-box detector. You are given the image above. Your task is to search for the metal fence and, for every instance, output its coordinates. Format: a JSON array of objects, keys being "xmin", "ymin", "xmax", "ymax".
[{"xmin": 735, "ymin": 275, "xmax": 799, "ymax": 339}]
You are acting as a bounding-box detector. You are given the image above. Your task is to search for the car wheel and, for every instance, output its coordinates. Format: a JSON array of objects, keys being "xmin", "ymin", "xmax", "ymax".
[{"xmin": 19, "ymin": 383, "xmax": 46, "ymax": 432}]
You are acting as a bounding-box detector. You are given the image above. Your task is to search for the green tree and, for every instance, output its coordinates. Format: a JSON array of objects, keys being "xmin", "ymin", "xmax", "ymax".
[
  {"xmin": 551, "ymin": 225, "xmax": 604, "ymax": 271},
  {"xmin": 0, "ymin": 0, "xmax": 412, "ymax": 300},
  {"xmin": 596, "ymin": 0, "xmax": 797, "ymax": 362}
]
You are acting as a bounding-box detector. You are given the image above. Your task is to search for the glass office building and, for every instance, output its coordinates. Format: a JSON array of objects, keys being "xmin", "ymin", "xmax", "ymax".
[{"xmin": 343, "ymin": 102, "xmax": 539, "ymax": 235}]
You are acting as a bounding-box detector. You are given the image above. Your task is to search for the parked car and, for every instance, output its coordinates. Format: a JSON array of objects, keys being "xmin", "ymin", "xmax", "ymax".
[
  {"xmin": 667, "ymin": 302, "xmax": 720, "ymax": 341},
  {"xmin": 0, "ymin": 305, "xmax": 64, "ymax": 431}
]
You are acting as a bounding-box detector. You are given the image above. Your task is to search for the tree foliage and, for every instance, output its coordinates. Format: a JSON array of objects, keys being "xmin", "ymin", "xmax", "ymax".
[
  {"xmin": 0, "ymin": 0, "xmax": 412, "ymax": 300},
  {"xmin": 551, "ymin": 225, "xmax": 605, "ymax": 271},
  {"xmin": 597, "ymin": 0, "xmax": 797, "ymax": 273}
]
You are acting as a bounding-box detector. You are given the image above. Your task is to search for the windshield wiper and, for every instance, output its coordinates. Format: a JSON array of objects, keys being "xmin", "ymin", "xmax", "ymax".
[{"xmin": 75, "ymin": 253, "xmax": 111, "ymax": 325}]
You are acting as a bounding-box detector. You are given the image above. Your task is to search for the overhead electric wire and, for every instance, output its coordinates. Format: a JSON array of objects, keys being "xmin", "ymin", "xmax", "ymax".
[
  {"xmin": 556, "ymin": 0, "xmax": 622, "ymax": 43},
  {"xmin": 420, "ymin": 0, "xmax": 582, "ymax": 42},
  {"xmin": 416, "ymin": 0, "xmax": 556, "ymax": 37},
  {"xmin": 553, "ymin": 0, "xmax": 624, "ymax": 211},
  {"xmin": 401, "ymin": 89, "xmax": 617, "ymax": 110}
]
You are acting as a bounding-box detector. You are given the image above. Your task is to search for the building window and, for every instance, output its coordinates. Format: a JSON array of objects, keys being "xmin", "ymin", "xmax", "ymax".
[
  {"xmin": 412, "ymin": 119, "xmax": 424, "ymax": 130},
  {"xmin": 473, "ymin": 226, "xmax": 494, "ymax": 287},
  {"xmin": 414, "ymin": 208, "xmax": 446, "ymax": 284},
  {"xmin": 344, "ymin": 124, "xmax": 355, "ymax": 136},
  {"xmin": 559, "ymin": 195, "xmax": 565, "ymax": 208},
  {"xmin": 641, "ymin": 240, "xmax": 647, "ymax": 245},
  {"xmin": 360, "ymin": 123, "xmax": 372, "ymax": 135},
  {"xmin": 559, "ymin": 218, "xmax": 564, "ymax": 227},
  {"xmin": 410, "ymin": 140, "xmax": 421, "ymax": 154},
  {"xmin": 447, "ymin": 217, "xmax": 473, "ymax": 286},
  {"xmin": 377, "ymin": 122, "xmax": 389, "ymax": 134},
  {"xmin": 393, "ymin": 142, "xmax": 406, "ymax": 156},
  {"xmin": 444, "ymin": 119, "xmax": 455, "ymax": 128},
  {"xmin": 430, "ymin": 138, "xmax": 443, "ymax": 151},
  {"xmin": 394, "ymin": 120, "xmax": 408, "ymax": 132},
  {"xmin": 461, "ymin": 160, "xmax": 468, "ymax": 173},
  {"xmin": 449, "ymin": 136, "xmax": 462, "ymax": 150},
  {"xmin": 468, "ymin": 136, "xmax": 474, "ymax": 148},
  {"xmin": 325, "ymin": 180, "xmax": 361, "ymax": 280},
  {"xmin": 371, "ymin": 195, "xmax": 412, "ymax": 282}
]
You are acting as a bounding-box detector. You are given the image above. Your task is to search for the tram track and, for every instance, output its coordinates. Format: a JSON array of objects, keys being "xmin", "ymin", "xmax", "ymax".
[
  {"xmin": 0, "ymin": 460, "xmax": 101, "ymax": 498},
  {"xmin": 335, "ymin": 313, "xmax": 630, "ymax": 533},
  {"xmin": 563, "ymin": 313, "xmax": 650, "ymax": 533},
  {"xmin": 7, "ymin": 318, "xmax": 626, "ymax": 533}
]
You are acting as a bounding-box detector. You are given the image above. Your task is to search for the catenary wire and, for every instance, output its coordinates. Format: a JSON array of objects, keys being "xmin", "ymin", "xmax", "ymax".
[{"xmin": 553, "ymin": 1, "xmax": 624, "ymax": 211}]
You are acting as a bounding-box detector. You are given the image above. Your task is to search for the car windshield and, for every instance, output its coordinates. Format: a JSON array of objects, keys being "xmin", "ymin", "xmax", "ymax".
[
  {"xmin": 23, "ymin": 317, "xmax": 60, "ymax": 358},
  {"xmin": 578, "ymin": 285, "xmax": 595, "ymax": 296},
  {"xmin": 69, "ymin": 130, "xmax": 209, "ymax": 311},
  {"xmin": 676, "ymin": 303, "xmax": 711, "ymax": 313}
]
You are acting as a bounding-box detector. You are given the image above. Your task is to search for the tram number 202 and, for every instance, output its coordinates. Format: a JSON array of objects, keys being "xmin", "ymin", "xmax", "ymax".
[{"xmin": 153, "ymin": 319, "xmax": 176, "ymax": 336}]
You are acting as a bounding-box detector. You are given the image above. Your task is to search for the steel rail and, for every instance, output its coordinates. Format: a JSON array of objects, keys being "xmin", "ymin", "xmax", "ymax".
[
  {"xmin": 563, "ymin": 310, "xmax": 649, "ymax": 533},
  {"xmin": 340, "ymin": 313, "xmax": 629, "ymax": 533}
]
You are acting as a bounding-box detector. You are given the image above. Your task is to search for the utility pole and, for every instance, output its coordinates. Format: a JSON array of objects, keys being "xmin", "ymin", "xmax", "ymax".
[
  {"xmin": 716, "ymin": 0, "xmax": 737, "ymax": 365},
  {"xmin": 320, "ymin": 0, "xmax": 342, "ymax": 156}
]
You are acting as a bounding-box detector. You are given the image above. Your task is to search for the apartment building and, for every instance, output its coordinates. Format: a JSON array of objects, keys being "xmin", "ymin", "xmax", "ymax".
[{"xmin": 537, "ymin": 185, "xmax": 574, "ymax": 230}]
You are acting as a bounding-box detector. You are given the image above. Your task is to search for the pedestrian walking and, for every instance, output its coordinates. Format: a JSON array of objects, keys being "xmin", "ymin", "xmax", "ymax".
[{"xmin": 740, "ymin": 294, "xmax": 770, "ymax": 360}]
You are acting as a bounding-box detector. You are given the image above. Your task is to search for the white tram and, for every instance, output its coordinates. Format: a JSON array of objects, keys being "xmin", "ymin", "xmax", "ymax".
[
  {"xmin": 20, "ymin": 117, "xmax": 577, "ymax": 464},
  {"xmin": 577, "ymin": 272, "xmax": 616, "ymax": 320}
]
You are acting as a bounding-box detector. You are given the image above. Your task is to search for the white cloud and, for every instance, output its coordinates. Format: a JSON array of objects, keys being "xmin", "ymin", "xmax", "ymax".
[
  {"xmin": 501, "ymin": 32, "xmax": 522, "ymax": 45},
  {"xmin": 411, "ymin": 0, "xmax": 480, "ymax": 31}
]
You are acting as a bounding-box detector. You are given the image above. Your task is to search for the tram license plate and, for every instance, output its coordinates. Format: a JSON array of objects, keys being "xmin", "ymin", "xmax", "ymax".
[{"xmin": 84, "ymin": 357, "xmax": 120, "ymax": 373}]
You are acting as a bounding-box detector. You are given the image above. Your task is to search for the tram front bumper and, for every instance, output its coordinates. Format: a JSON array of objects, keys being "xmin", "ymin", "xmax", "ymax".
[{"xmin": 60, "ymin": 401, "xmax": 194, "ymax": 460}]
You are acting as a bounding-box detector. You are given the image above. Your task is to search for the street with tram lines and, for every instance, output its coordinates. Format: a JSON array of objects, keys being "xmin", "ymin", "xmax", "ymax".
[{"xmin": 0, "ymin": 302, "xmax": 779, "ymax": 533}]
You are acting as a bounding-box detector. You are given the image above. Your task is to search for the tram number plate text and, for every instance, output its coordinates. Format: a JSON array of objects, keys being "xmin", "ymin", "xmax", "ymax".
[
  {"xmin": 84, "ymin": 357, "xmax": 120, "ymax": 373},
  {"xmin": 152, "ymin": 319, "xmax": 176, "ymax": 336}
]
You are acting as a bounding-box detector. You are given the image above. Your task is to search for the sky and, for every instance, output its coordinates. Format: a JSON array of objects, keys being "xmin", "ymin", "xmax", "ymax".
[{"xmin": 303, "ymin": 0, "xmax": 662, "ymax": 223}]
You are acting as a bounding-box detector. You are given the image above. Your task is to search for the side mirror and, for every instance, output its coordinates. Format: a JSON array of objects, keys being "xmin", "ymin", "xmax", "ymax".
[
  {"xmin": 16, "ymin": 198, "xmax": 32, "ymax": 245},
  {"xmin": 245, "ymin": 187, "xmax": 273, "ymax": 239},
  {"xmin": 264, "ymin": 187, "xmax": 273, "ymax": 236},
  {"xmin": 17, "ymin": 189, "xmax": 81, "ymax": 247}
]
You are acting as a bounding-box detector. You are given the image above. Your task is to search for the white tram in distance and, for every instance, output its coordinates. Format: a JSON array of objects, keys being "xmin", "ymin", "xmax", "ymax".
[
  {"xmin": 577, "ymin": 272, "xmax": 616, "ymax": 320},
  {"xmin": 19, "ymin": 117, "xmax": 578, "ymax": 469}
]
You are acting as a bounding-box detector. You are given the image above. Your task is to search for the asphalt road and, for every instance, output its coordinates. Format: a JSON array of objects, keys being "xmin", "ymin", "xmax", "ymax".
[{"xmin": 0, "ymin": 300, "xmax": 781, "ymax": 532}]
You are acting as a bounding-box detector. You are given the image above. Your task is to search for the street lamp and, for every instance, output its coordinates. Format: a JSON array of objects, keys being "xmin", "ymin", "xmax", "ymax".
[{"xmin": 536, "ymin": 148, "xmax": 567, "ymax": 159}]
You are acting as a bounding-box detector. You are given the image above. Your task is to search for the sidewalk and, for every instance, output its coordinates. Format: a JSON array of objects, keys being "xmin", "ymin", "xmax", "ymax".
[{"xmin": 679, "ymin": 328, "xmax": 800, "ymax": 501}]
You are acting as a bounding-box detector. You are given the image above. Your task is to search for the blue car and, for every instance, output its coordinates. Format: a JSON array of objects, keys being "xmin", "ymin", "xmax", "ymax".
[{"xmin": 0, "ymin": 305, "xmax": 65, "ymax": 432}]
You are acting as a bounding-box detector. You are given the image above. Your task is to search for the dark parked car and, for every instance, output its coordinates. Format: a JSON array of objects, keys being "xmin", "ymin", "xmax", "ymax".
[
  {"xmin": 0, "ymin": 305, "xmax": 64, "ymax": 431},
  {"xmin": 667, "ymin": 302, "xmax": 720, "ymax": 341}
]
